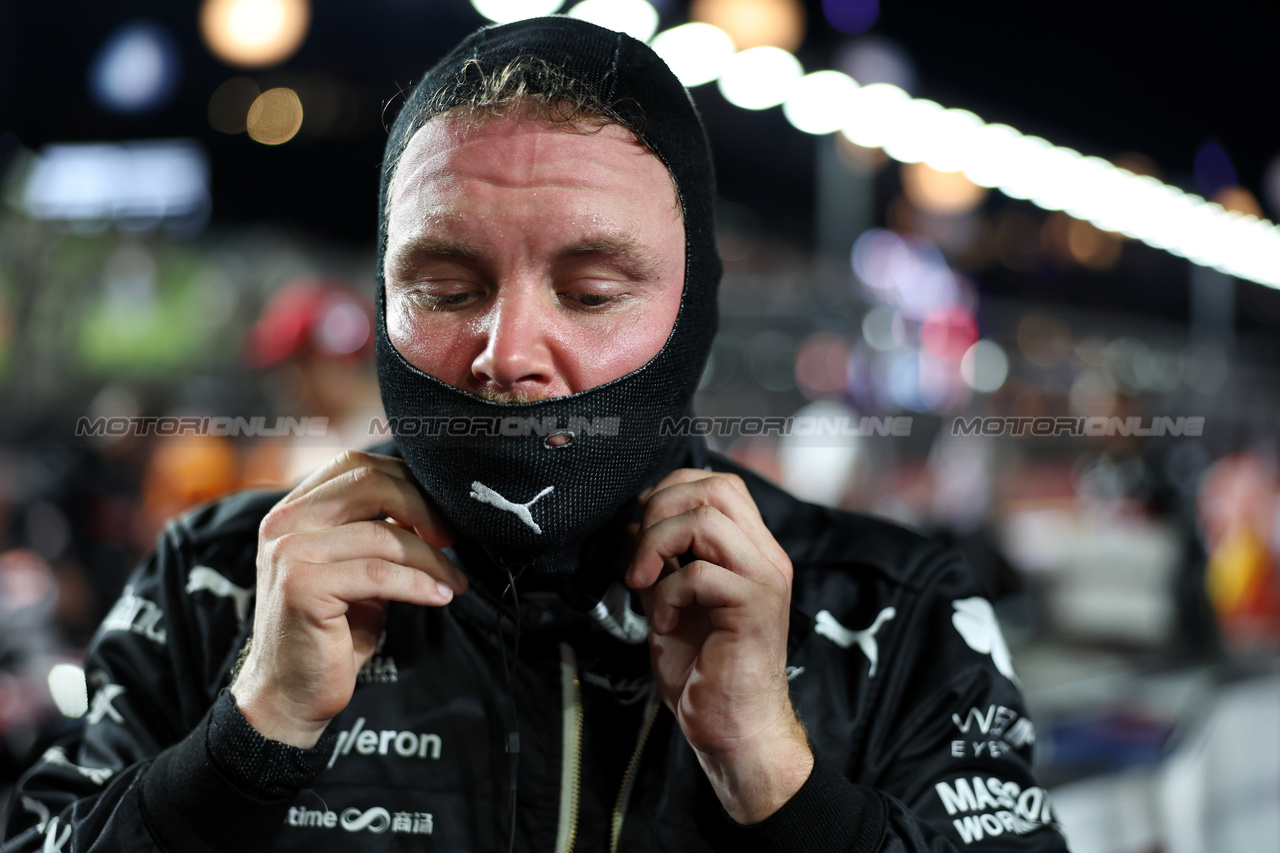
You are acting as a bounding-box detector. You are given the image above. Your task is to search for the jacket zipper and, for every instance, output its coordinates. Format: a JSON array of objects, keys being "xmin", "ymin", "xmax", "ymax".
[
  {"xmin": 555, "ymin": 643, "xmax": 583, "ymax": 853},
  {"xmin": 609, "ymin": 688, "xmax": 662, "ymax": 853}
]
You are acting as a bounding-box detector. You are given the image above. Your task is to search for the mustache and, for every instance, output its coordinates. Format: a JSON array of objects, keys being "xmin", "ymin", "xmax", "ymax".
[{"xmin": 472, "ymin": 386, "xmax": 556, "ymax": 404}]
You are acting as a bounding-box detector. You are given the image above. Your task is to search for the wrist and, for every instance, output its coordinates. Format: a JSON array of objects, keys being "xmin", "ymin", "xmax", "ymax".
[
  {"xmin": 696, "ymin": 717, "xmax": 814, "ymax": 824},
  {"xmin": 230, "ymin": 665, "xmax": 331, "ymax": 750}
]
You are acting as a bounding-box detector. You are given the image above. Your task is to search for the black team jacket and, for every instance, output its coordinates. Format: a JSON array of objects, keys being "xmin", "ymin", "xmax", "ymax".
[{"xmin": 3, "ymin": 444, "xmax": 1069, "ymax": 852}]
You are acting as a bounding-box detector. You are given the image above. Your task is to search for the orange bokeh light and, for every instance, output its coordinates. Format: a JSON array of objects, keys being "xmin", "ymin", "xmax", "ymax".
[
  {"xmin": 690, "ymin": 0, "xmax": 806, "ymax": 52},
  {"xmin": 201, "ymin": 0, "xmax": 310, "ymax": 69}
]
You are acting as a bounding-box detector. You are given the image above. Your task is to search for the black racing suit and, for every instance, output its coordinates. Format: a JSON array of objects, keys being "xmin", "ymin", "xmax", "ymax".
[{"xmin": 3, "ymin": 444, "xmax": 1070, "ymax": 852}]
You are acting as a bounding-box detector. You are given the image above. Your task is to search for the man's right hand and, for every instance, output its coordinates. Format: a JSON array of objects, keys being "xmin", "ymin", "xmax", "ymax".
[{"xmin": 230, "ymin": 450, "xmax": 465, "ymax": 748}]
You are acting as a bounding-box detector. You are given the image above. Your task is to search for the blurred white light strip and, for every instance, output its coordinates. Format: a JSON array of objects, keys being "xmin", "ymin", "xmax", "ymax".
[
  {"xmin": 567, "ymin": 0, "xmax": 658, "ymax": 42},
  {"xmin": 472, "ymin": 0, "xmax": 564, "ymax": 24},
  {"xmin": 718, "ymin": 47, "xmax": 803, "ymax": 110},
  {"xmin": 23, "ymin": 139, "xmax": 210, "ymax": 231},
  {"xmin": 647, "ymin": 22, "xmax": 1280, "ymax": 289},
  {"xmin": 650, "ymin": 22, "xmax": 736, "ymax": 87}
]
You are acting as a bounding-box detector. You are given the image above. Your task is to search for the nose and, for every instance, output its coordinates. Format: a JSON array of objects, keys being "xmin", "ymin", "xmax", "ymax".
[{"xmin": 469, "ymin": 287, "xmax": 555, "ymax": 396}]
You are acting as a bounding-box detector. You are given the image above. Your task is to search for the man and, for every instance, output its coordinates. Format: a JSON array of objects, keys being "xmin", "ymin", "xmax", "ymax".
[{"xmin": 4, "ymin": 17, "xmax": 1069, "ymax": 853}]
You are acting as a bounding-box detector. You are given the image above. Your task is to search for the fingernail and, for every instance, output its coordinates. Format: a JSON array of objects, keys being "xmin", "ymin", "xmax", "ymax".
[{"xmin": 436, "ymin": 581, "xmax": 454, "ymax": 602}]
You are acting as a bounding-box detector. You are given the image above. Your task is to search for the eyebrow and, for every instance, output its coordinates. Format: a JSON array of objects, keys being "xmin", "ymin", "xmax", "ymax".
[
  {"xmin": 384, "ymin": 237, "xmax": 480, "ymax": 286},
  {"xmin": 387, "ymin": 234, "xmax": 665, "ymax": 282},
  {"xmin": 560, "ymin": 235, "xmax": 663, "ymax": 281}
]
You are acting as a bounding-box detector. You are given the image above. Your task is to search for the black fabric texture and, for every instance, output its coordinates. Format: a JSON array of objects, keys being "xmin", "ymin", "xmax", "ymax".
[
  {"xmin": 717, "ymin": 757, "xmax": 889, "ymax": 853},
  {"xmin": 374, "ymin": 16, "xmax": 721, "ymax": 580},
  {"xmin": 139, "ymin": 691, "xmax": 337, "ymax": 852},
  {"xmin": 207, "ymin": 689, "xmax": 339, "ymax": 798}
]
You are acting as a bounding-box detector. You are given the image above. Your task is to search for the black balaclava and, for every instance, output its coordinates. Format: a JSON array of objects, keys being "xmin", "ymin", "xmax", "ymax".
[{"xmin": 376, "ymin": 16, "xmax": 720, "ymax": 584}]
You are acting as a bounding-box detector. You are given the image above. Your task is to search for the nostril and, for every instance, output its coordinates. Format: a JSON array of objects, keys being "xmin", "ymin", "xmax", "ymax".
[{"xmin": 545, "ymin": 431, "xmax": 575, "ymax": 449}]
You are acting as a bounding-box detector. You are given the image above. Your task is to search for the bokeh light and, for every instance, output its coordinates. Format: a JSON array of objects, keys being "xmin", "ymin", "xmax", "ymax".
[
  {"xmin": 879, "ymin": 98, "xmax": 943, "ymax": 164},
  {"xmin": 23, "ymin": 141, "xmax": 210, "ymax": 231},
  {"xmin": 690, "ymin": 0, "xmax": 806, "ymax": 52},
  {"xmin": 959, "ymin": 123, "xmax": 1023, "ymax": 189},
  {"xmin": 201, "ymin": 0, "xmax": 311, "ymax": 69},
  {"xmin": 471, "ymin": 0, "xmax": 564, "ymax": 22},
  {"xmin": 567, "ymin": 0, "xmax": 659, "ymax": 41},
  {"xmin": 921, "ymin": 306, "xmax": 978, "ymax": 362},
  {"xmin": 852, "ymin": 229, "xmax": 959, "ymax": 319},
  {"xmin": 860, "ymin": 305, "xmax": 901, "ymax": 351},
  {"xmin": 246, "ymin": 87, "xmax": 304, "ymax": 145},
  {"xmin": 823, "ymin": 0, "xmax": 879, "ymax": 35},
  {"xmin": 1213, "ymin": 186, "xmax": 1264, "ymax": 218},
  {"xmin": 779, "ymin": 400, "xmax": 861, "ymax": 506},
  {"xmin": 901, "ymin": 161, "xmax": 988, "ymax": 215},
  {"xmin": 783, "ymin": 70, "xmax": 859, "ymax": 134},
  {"xmin": 208, "ymin": 77, "xmax": 261, "ymax": 134},
  {"xmin": 89, "ymin": 21, "xmax": 183, "ymax": 114},
  {"xmin": 833, "ymin": 35, "xmax": 916, "ymax": 92},
  {"xmin": 230, "ymin": 13, "xmax": 1280, "ymax": 287},
  {"xmin": 1193, "ymin": 139, "xmax": 1237, "ymax": 198},
  {"xmin": 649, "ymin": 23, "xmax": 738, "ymax": 87},
  {"xmin": 795, "ymin": 332, "xmax": 851, "ymax": 398},
  {"xmin": 918, "ymin": 108, "xmax": 983, "ymax": 173},
  {"xmin": 1066, "ymin": 218, "xmax": 1123, "ymax": 271},
  {"xmin": 718, "ymin": 46, "xmax": 803, "ymax": 110},
  {"xmin": 960, "ymin": 340, "xmax": 1008, "ymax": 393},
  {"xmin": 839, "ymin": 82, "xmax": 910, "ymax": 149},
  {"xmin": 316, "ymin": 298, "xmax": 371, "ymax": 356}
]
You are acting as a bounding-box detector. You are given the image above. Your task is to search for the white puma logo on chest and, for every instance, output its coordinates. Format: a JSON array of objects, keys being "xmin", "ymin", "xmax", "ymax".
[
  {"xmin": 814, "ymin": 606, "xmax": 896, "ymax": 676},
  {"xmin": 186, "ymin": 566, "xmax": 253, "ymax": 623},
  {"xmin": 469, "ymin": 482, "xmax": 554, "ymax": 534}
]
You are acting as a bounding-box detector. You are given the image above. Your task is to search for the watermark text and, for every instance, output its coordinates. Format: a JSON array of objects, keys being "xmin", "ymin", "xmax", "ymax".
[
  {"xmin": 950, "ymin": 416, "xmax": 1204, "ymax": 438},
  {"xmin": 77, "ymin": 416, "xmax": 329, "ymax": 438}
]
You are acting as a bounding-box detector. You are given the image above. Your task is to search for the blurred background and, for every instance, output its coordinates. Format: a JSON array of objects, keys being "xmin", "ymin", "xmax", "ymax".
[{"xmin": 2, "ymin": 1, "xmax": 1279, "ymax": 849}]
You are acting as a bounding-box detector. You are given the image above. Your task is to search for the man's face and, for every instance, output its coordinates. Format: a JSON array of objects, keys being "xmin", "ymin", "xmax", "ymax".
[{"xmin": 383, "ymin": 109, "xmax": 686, "ymax": 402}]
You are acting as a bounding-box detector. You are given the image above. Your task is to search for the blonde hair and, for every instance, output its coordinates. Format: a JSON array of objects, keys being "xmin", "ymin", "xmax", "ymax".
[{"xmin": 424, "ymin": 55, "xmax": 641, "ymax": 133}]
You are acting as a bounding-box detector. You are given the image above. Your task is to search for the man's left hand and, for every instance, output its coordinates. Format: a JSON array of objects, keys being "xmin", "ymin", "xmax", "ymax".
[{"xmin": 626, "ymin": 469, "xmax": 814, "ymax": 824}]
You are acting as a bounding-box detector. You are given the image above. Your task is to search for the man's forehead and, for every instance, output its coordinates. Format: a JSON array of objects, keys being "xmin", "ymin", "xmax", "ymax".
[{"xmin": 388, "ymin": 108, "xmax": 683, "ymax": 218}]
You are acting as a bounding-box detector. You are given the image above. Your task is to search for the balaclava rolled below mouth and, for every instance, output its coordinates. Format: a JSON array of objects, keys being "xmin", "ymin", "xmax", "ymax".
[{"xmin": 375, "ymin": 16, "xmax": 720, "ymax": 583}]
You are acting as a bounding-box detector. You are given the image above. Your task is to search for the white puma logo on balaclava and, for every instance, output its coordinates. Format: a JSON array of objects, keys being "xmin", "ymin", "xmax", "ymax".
[{"xmin": 469, "ymin": 483, "xmax": 554, "ymax": 535}]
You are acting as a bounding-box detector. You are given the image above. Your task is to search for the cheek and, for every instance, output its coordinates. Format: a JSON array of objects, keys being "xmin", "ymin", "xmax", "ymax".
[
  {"xmin": 384, "ymin": 295, "xmax": 475, "ymax": 384},
  {"xmin": 567, "ymin": 291, "xmax": 683, "ymax": 388}
]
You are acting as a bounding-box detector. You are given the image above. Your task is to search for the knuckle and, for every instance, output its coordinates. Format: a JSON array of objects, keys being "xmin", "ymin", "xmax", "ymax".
[
  {"xmin": 275, "ymin": 559, "xmax": 304, "ymax": 596},
  {"xmin": 348, "ymin": 464, "xmax": 370, "ymax": 486},
  {"xmin": 685, "ymin": 559, "xmax": 712, "ymax": 583},
  {"xmin": 259, "ymin": 503, "xmax": 288, "ymax": 539},
  {"xmin": 692, "ymin": 504, "xmax": 720, "ymax": 524},
  {"xmin": 706, "ymin": 477, "xmax": 735, "ymax": 502},
  {"xmin": 371, "ymin": 520, "xmax": 405, "ymax": 560},
  {"xmin": 273, "ymin": 530, "xmax": 300, "ymax": 555},
  {"xmin": 363, "ymin": 558, "xmax": 390, "ymax": 587}
]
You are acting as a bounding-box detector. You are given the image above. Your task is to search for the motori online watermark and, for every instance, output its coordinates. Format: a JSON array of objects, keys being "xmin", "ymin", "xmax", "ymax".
[
  {"xmin": 950, "ymin": 415, "xmax": 1205, "ymax": 438},
  {"xmin": 76, "ymin": 416, "xmax": 330, "ymax": 438},
  {"xmin": 660, "ymin": 416, "xmax": 914, "ymax": 438},
  {"xmin": 368, "ymin": 415, "xmax": 621, "ymax": 438}
]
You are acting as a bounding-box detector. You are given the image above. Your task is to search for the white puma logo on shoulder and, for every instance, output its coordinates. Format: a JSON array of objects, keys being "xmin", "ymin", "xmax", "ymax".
[
  {"xmin": 814, "ymin": 607, "xmax": 896, "ymax": 676},
  {"xmin": 469, "ymin": 482, "xmax": 554, "ymax": 534},
  {"xmin": 186, "ymin": 566, "xmax": 253, "ymax": 623}
]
